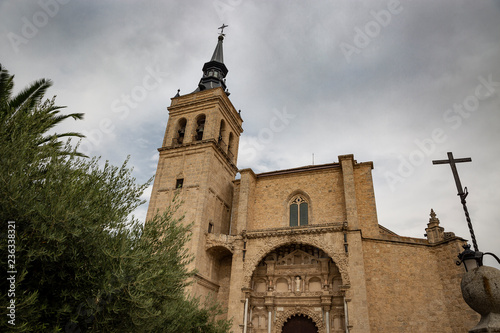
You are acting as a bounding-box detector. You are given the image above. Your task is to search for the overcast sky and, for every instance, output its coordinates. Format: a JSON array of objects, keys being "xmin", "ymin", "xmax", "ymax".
[{"xmin": 1, "ymin": 0, "xmax": 499, "ymax": 268}]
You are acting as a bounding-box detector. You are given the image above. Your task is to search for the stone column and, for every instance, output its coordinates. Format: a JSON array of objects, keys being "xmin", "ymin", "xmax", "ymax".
[
  {"xmin": 265, "ymin": 298, "xmax": 274, "ymax": 333},
  {"xmin": 322, "ymin": 296, "xmax": 332, "ymax": 333},
  {"xmin": 268, "ymin": 309, "xmax": 272, "ymax": 333},
  {"xmin": 243, "ymin": 297, "xmax": 249, "ymax": 333},
  {"xmin": 325, "ymin": 311, "xmax": 330, "ymax": 333},
  {"xmin": 344, "ymin": 296, "xmax": 350, "ymax": 333}
]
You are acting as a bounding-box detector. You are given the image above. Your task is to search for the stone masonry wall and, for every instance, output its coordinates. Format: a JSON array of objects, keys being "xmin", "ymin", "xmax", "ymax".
[
  {"xmin": 247, "ymin": 166, "xmax": 346, "ymax": 231},
  {"xmin": 362, "ymin": 238, "xmax": 479, "ymax": 332},
  {"xmin": 147, "ymin": 87, "xmax": 242, "ymax": 300},
  {"xmin": 433, "ymin": 239, "xmax": 479, "ymax": 331},
  {"xmin": 353, "ymin": 164, "xmax": 379, "ymax": 238}
]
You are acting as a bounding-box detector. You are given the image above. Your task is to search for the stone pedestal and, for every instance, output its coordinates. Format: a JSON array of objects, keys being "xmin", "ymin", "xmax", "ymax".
[{"xmin": 461, "ymin": 266, "xmax": 500, "ymax": 332}]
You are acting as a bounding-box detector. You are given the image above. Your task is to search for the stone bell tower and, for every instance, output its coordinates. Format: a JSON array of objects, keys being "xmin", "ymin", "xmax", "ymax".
[{"xmin": 146, "ymin": 29, "xmax": 243, "ymax": 300}]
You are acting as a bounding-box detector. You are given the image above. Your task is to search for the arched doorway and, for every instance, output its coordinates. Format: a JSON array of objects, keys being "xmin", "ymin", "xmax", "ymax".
[
  {"xmin": 282, "ymin": 314, "xmax": 318, "ymax": 333},
  {"xmin": 249, "ymin": 243, "xmax": 344, "ymax": 333}
]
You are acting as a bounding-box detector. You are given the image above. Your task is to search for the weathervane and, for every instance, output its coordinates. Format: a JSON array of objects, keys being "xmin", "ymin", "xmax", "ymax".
[{"xmin": 218, "ymin": 23, "xmax": 228, "ymax": 36}]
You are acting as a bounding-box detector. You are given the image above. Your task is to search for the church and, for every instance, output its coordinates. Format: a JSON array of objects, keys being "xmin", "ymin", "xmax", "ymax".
[{"xmin": 146, "ymin": 29, "xmax": 479, "ymax": 333}]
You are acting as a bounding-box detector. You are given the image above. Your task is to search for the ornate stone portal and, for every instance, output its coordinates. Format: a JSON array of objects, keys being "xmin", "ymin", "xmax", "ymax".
[{"xmin": 248, "ymin": 244, "xmax": 345, "ymax": 333}]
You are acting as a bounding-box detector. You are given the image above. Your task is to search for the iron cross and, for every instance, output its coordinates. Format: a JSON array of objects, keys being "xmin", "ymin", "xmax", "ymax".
[
  {"xmin": 432, "ymin": 152, "xmax": 478, "ymax": 251},
  {"xmin": 218, "ymin": 24, "xmax": 228, "ymax": 35},
  {"xmin": 432, "ymin": 152, "xmax": 472, "ymax": 196}
]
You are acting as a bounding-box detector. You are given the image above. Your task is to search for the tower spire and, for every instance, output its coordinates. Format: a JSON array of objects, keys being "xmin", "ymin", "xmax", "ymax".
[{"xmin": 194, "ymin": 25, "xmax": 229, "ymax": 93}]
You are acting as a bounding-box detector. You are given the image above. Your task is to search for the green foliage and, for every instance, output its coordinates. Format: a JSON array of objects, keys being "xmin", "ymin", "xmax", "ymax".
[
  {"xmin": 0, "ymin": 65, "xmax": 230, "ymax": 332},
  {"xmin": 0, "ymin": 63, "xmax": 85, "ymax": 159}
]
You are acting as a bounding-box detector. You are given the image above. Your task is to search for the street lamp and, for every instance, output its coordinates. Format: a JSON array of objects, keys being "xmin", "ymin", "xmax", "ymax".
[
  {"xmin": 433, "ymin": 153, "xmax": 500, "ymax": 332},
  {"xmin": 456, "ymin": 244, "xmax": 483, "ymax": 272},
  {"xmin": 457, "ymin": 244, "xmax": 500, "ymax": 273}
]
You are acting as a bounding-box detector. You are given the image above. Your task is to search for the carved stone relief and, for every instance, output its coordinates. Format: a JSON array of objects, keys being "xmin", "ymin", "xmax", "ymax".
[{"xmin": 243, "ymin": 234, "xmax": 350, "ymax": 287}]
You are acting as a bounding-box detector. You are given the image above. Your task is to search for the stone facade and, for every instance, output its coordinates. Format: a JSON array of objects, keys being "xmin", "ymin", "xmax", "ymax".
[{"xmin": 146, "ymin": 37, "xmax": 480, "ymax": 333}]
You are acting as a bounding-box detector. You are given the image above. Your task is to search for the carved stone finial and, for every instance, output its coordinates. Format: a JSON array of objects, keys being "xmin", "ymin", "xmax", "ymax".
[
  {"xmin": 426, "ymin": 209, "xmax": 444, "ymax": 244},
  {"xmin": 428, "ymin": 209, "xmax": 440, "ymax": 227}
]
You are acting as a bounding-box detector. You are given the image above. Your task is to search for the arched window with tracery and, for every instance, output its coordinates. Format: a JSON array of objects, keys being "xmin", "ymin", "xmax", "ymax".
[{"xmin": 289, "ymin": 195, "xmax": 308, "ymax": 226}]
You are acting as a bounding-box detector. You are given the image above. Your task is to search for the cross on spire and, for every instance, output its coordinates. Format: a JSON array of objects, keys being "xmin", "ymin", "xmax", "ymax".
[{"xmin": 218, "ymin": 23, "xmax": 228, "ymax": 36}]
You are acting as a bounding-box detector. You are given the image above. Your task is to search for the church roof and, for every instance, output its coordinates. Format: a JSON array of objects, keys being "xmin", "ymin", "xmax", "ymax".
[
  {"xmin": 249, "ymin": 159, "xmax": 374, "ymax": 178},
  {"xmin": 378, "ymin": 225, "xmax": 399, "ymax": 236},
  {"xmin": 255, "ymin": 162, "xmax": 341, "ymax": 178}
]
